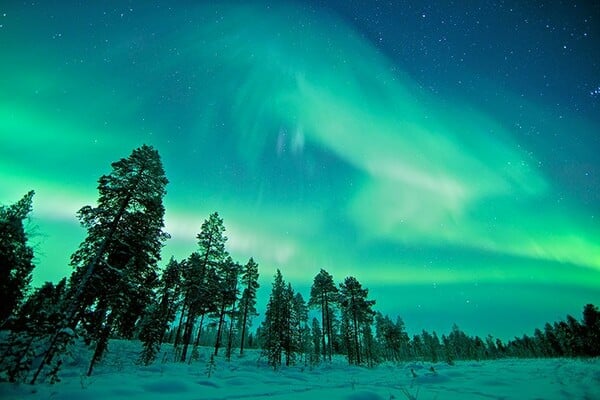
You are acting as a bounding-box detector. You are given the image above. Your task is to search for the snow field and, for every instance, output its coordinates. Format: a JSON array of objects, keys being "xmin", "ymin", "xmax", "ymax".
[{"xmin": 1, "ymin": 339, "xmax": 599, "ymax": 400}]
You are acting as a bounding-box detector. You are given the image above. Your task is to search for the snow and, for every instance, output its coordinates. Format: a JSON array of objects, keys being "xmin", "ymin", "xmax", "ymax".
[{"xmin": 1, "ymin": 339, "xmax": 599, "ymax": 400}]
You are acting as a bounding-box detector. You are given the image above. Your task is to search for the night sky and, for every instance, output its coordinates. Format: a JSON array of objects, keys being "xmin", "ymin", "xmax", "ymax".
[{"xmin": 1, "ymin": 1, "xmax": 599, "ymax": 340}]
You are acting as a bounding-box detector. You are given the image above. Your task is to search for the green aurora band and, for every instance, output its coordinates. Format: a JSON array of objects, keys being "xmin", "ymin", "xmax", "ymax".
[{"xmin": 1, "ymin": 2, "xmax": 599, "ymax": 337}]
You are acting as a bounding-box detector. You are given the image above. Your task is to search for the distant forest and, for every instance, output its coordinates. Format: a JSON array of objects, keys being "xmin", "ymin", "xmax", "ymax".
[{"xmin": 1, "ymin": 145, "xmax": 599, "ymax": 385}]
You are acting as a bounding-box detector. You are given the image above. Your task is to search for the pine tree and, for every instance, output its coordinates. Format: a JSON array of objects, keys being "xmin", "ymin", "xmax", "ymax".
[
  {"xmin": 338, "ymin": 276, "xmax": 375, "ymax": 365},
  {"xmin": 340, "ymin": 313, "xmax": 355, "ymax": 363},
  {"xmin": 32, "ymin": 145, "xmax": 169, "ymax": 383},
  {"xmin": 291, "ymin": 292, "xmax": 310, "ymax": 365},
  {"xmin": 567, "ymin": 314, "xmax": 585, "ymax": 356},
  {"xmin": 446, "ymin": 324, "xmax": 470, "ymax": 360},
  {"xmin": 309, "ymin": 269, "xmax": 338, "ymax": 362},
  {"xmin": 484, "ymin": 335, "xmax": 499, "ymax": 359},
  {"xmin": 554, "ymin": 320, "xmax": 575, "ymax": 357},
  {"xmin": 473, "ymin": 335, "xmax": 486, "ymax": 360},
  {"xmin": 224, "ymin": 306, "xmax": 238, "ymax": 362},
  {"xmin": 541, "ymin": 323, "xmax": 559, "ymax": 356},
  {"xmin": 330, "ymin": 313, "xmax": 342, "ymax": 355},
  {"xmin": 238, "ymin": 258, "xmax": 259, "ymax": 356},
  {"xmin": 282, "ymin": 283, "xmax": 294, "ymax": 366},
  {"xmin": 179, "ymin": 212, "xmax": 227, "ymax": 362},
  {"xmin": 533, "ymin": 328, "xmax": 549, "ymax": 357},
  {"xmin": 361, "ymin": 322, "xmax": 377, "ymax": 367},
  {"xmin": 410, "ymin": 334, "xmax": 424, "ymax": 360},
  {"xmin": 0, "ymin": 190, "xmax": 36, "ymax": 327},
  {"xmin": 442, "ymin": 335, "xmax": 455, "ymax": 364},
  {"xmin": 214, "ymin": 256, "xmax": 240, "ymax": 356},
  {"xmin": 139, "ymin": 258, "xmax": 183, "ymax": 365},
  {"xmin": 395, "ymin": 316, "xmax": 411, "ymax": 360},
  {"xmin": 179, "ymin": 254, "xmax": 217, "ymax": 362},
  {"xmin": 374, "ymin": 313, "xmax": 408, "ymax": 362},
  {"xmin": 420, "ymin": 330, "xmax": 441, "ymax": 362}
]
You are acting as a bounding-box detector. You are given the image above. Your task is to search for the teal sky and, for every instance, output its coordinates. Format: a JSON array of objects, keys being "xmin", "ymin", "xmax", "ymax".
[{"xmin": 1, "ymin": 1, "xmax": 599, "ymax": 340}]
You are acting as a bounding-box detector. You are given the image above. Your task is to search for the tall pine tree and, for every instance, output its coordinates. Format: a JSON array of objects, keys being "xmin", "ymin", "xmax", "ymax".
[
  {"xmin": 309, "ymin": 269, "xmax": 338, "ymax": 362},
  {"xmin": 260, "ymin": 270, "xmax": 287, "ymax": 368},
  {"xmin": 32, "ymin": 145, "xmax": 169, "ymax": 383},
  {"xmin": 179, "ymin": 212, "xmax": 227, "ymax": 362},
  {"xmin": 238, "ymin": 257, "xmax": 259, "ymax": 356}
]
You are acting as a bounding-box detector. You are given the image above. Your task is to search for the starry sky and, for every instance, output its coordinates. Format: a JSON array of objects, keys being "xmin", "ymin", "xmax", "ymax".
[{"xmin": 1, "ymin": 1, "xmax": 599, "ymax": 340}]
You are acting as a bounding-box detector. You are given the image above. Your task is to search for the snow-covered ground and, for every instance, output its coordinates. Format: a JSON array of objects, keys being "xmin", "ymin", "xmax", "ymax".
[{"xmin": 2, "ymin": 340, "xmax": 599, "ymax": 400}]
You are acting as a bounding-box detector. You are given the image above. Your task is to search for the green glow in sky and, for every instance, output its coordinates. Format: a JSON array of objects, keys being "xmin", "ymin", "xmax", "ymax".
[{"xmin": 1, "ymin": 2, "xmax": 599, "ymax": 338}]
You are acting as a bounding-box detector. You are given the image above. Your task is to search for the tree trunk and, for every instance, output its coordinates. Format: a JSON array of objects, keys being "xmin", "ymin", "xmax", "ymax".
[
  {"xmin": 285, "ymin": 310, "xmax": 290, "ymax": 366},
  {"xmin": 180, "ymin": 312, "xmax": 196, "ymax": 362},
  {"xmin": 352, "ymin": 301, "xmax": 360, "ymax": 365},
  {"xmin": 173, "ymin": 302, "xmax": 187, "ymax": 348},
  {"xmin": 225, "ymin": 279, "xmax": 238, "ymax": 361},
  {"xmin": 87, "ymin": 311, "xmax": 116, "ymax": 376},
  {"xmin": 213, "ymin": 300, "xmax": 227, "ymax": 356},
  {"xmin": 239, "ymin": 297, "xmax": 249, "ymax": 356},
  {"xmin": 225, "ymin": 309, "xmax": 235, "ymax": 361},
  {"xmin": 193, "ymin": 314, "xmax": 206, "ymax": 348},
  {"xmin": 320, "ymin": 294, "xmax": 327, "ymax": 362},
  {"xmin": 156, "ymin": 290, "xmax": 172, "ymax": 346},
  {"xmin": 325, "ymin": 297, "xmax": 333, "ymax": 361},
  {"xmin": 187, "ymin": 314, "xmax": 205, "ymax": 364}
]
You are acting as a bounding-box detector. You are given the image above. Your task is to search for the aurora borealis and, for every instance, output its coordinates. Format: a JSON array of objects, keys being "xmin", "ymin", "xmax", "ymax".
[{"xmin": 1, "ymin": 1, "xmax": 599, "ymax": 339}]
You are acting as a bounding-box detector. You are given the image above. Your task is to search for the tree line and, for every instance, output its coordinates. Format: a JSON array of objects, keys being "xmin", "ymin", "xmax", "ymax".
[
  {"xmin": 0, "ymin": 144, "xmax": 598, "ymax": 384},
  {"xmin": 257, "ymin": 269, "xmax": 600, "ymax": 369}
]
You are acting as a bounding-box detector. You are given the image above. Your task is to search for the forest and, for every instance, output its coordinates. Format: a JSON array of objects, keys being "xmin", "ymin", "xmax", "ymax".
[{"xmin": 1, "ymin": 145, "xmax": 599, "ymax": 385}]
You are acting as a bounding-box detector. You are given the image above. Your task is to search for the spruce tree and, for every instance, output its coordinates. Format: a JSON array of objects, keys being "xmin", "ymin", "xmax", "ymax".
[
  {"xmin": 238, "ymin": 257, "xmax": 259, "ymax": 356},
  {"xmin": 260, "ymin": 270, "xmax": 287, "ymax": 368},
  {"xmin": 32, "ymin": 145, "xmax": 169, "ymax": 383},
  {"xmin": 0, "ymin": 190, "xmax": 36, "ymax": 327},
  {"xmin": 361, "ymin": 322, "xmax": 377, "ymax": 367}
]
